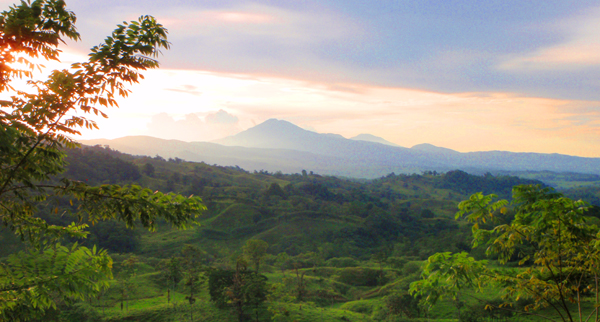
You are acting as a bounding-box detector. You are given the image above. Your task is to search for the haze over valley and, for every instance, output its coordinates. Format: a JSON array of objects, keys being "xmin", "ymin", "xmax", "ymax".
[{"xmin": 82, "ymin": 118, "xmax": 600, "ymax": 186}]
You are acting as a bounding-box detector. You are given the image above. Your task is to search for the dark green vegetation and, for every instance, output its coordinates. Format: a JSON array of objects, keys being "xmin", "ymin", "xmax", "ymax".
[
  {"xmin": 59, "ymin": 145, "xmax": 549, "ymax": 261},
  {"xmin": 495, "ymin": 170, "xmax": 600, "ymax": 190},
  {"xmin": 6, "ymin": 144, "xmax": 592, "ymax": 321},
  {"xmin": 412, "ymin": 185, "xmax": 600, "ymax": 322}
]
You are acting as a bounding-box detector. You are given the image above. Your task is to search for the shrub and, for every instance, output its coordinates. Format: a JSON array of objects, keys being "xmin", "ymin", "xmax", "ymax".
[
  {"xmin": 335, "ymin": 267, "xmax": 380, "ymax": 287},
  {"xmin": 325, "ymin": 257, "xmax": 359, "ymax": 268}
]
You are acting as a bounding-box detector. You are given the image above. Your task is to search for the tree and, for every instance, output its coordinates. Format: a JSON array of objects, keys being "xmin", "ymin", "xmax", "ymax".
[
  {"xmin": 181, "ymin": 245, "xmax": 207, "ymax": 322},
  {"xmin": 264, "ymin": 182, "xmax": 286, "ymax": 199},
  {"xmin": 0, "ymin": 1, "xmax": 205, "ymax": 320},
  {"xmin": 243, "ymin": 239, "xmax": 269, "ymax": 274},
  {"xmin": 119, "ymin": 255, "xmax": 139, "ymax": 312},
  {"xmin": 371, "ymin": 246, "xmax": 392, "ymax": 274},
  {"xmin": 275, "ymin": 252, "xmax": 290, "ymax": 274},
  {"xmin": 208, "ymin": 259, "xmax": 268, "ymax": 322},
  {"xmin": 385, "ymin": 290, "xmax": 423, "ymax": 319},
  {"xmin": 142, "ymin": 162, "xmax": 155, "ymax": 177},
  {"xmin": 159, "ymin": 256, "xmax": 183, "ymax": 305},
  {"xmin": 411, "ymin": 184, "xmax": 600, "ymax": 322}
]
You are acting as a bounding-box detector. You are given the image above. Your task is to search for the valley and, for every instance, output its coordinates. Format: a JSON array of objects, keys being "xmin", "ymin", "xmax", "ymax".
[{"xmin": 12, "ymin": 144, "xmax": 598, "ymax": 322}]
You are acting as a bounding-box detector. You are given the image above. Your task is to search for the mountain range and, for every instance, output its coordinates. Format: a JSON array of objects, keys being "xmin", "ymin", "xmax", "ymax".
[{"xmin": 81, "ymin": 119, "xmax": 600, "ymax": 178}]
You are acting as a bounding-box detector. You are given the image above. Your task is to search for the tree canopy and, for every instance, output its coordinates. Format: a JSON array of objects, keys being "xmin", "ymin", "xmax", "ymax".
[
  {"xmin": 0, "ymin": 1, "xmax": 205, "ymax": 320},
  {"xmin": 411, "ymin": 185, "xmax": 600, "ymax": 322}
]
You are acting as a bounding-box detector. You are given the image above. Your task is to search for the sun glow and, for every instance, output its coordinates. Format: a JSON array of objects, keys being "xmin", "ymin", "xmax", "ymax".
[{"xmin": 71, "ymin": 67, "xmax": 600, "ymax": 158}]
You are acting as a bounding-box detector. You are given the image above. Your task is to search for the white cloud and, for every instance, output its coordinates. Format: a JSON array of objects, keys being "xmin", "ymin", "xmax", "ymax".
[
  {"xmin": 145, "ymin": 110, "xmax": 241, "ymax": 142},
  {"xmin": 206, "ymin": 109, "xmax": 239, "ymax": 124}
]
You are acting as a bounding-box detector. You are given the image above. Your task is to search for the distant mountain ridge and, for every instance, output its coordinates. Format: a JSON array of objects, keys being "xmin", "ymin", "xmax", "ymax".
[
  {"xmin": 81, "ymin": 119, "xmax": 600, "ymax": 178},
  {"xmin": 411, "ymin": 143, "xmax": 459, "ymax": 155}
]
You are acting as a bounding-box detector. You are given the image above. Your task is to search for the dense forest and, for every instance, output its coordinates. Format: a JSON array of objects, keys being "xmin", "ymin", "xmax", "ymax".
[
  {"xmin": 58, "ymin": 145, "xmax": 549, "ymax": 259},
  {"xmin": 4, "ymin": 144, "xmax": 597, "ymax": 322}
]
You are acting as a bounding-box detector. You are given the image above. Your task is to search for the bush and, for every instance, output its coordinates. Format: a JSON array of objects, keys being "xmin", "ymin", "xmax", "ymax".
[
  {"xmin": 59, "ymin": 303, "xmax": 102, "ymax": 322},
  {"xmin": 387, "ymin": 257, "xmax": 408, "ymax": 270},
  {"xmin": 340, "ymin": 300, "xmax": 375, "ymax": 314},
  {"xmin": 335, "ymin": 267, "xmax": 380, "ymax": 287},
  {"xmin": 420, "ymin": 209, "xmax": 435, "ymax": 218},
  {"xmin": 402, "ymin": 262, "xmax": 422, "ymax": 276},
  {"xmin": 325, "ymin": 257, "xmax": 359, "ymax": 268}
]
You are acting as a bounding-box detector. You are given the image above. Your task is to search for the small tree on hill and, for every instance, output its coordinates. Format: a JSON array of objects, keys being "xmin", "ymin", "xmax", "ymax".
[
  {"xmin": 208, "ymin": 259, "xmax": 268, "ymax": 322},
  {"xmin": 119, "ymin": 255, "xmax": 138, "ymax": 311},
  {"xmin": 181, "ymin": 245, "xmax": 207, "ymax": 322},
  {"xmin": 159, "ymin": 256, "xmax": 183, "ymax": 305},
  {"xmin": 243, "ymin": 239, "xmax": 269, "ymax": 274},
  {"xmin": 142, "ymin": 163, "xmax": 155, "ymax": 177}
]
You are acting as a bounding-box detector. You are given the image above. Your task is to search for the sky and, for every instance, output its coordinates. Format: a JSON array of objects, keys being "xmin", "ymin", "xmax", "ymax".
[{"xmin": 4, "ymin": 0, "xmax": 600, "ymax": 157}]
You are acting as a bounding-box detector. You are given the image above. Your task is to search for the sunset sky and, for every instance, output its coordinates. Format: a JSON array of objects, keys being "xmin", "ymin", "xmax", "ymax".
[{"xmin": 4, "ymin": 0, "xmax": 600, "ymax": 157}]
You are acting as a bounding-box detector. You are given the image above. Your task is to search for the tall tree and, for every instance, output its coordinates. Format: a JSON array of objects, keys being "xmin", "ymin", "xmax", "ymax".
[
  {"xmin": 119, "ymin": 255, "xmax": 139, "ymax": 312},
  {"xmin": 181, "ymin": 245, "xmax": 207, "ymax": 322},
  {"xmin": 159, "ymin": 256, "xmax": 183, "ymax": 305},
  {"xmin": 0, "ymin": 1, "xmax": 205, "ymax": 320}
]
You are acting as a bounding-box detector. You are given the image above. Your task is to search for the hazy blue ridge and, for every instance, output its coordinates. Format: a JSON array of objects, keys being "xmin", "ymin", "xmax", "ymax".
[{"xmin": 81, "ymin": 119, "xmax": 600, "ymax": 178}]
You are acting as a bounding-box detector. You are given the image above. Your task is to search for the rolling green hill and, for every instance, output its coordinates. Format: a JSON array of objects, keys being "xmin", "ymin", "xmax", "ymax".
[{"xmin": 10, "ymin": 144, "xmax": 597, "ymax": 322}]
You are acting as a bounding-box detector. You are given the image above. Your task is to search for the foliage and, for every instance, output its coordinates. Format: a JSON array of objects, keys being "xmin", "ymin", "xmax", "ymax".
[
  {"xmin": 142, "ymin": 163, "xmax": 155, "ymax": 177},
  {"xmin": 0, "ymin": 243, "xmax": 111, "ymax": 321},
  {"xmin": 118, "ymin": 255, "xmax": 138, "ymax": 311},
  {"xmin": 180, "ymin": 245, "xmax": 207, "ymax": 307},
  {"xmin": 158, "ymin": 256, "xmax": 183, "ymax": 304},
  {"xmin": 335, "ymin": 267, "xmax": 384, "ymax": 287},
  {"xmin": 64, "ymin": 146, "xmax": 141, "ymax": 184},
  {"xmin": 411, "ymin": 184, "xmax": 600, "ymax": 322},
  {"xmin": 409, "ymin": 252, "xmax": 487, "ymax": 308},
  {"xmin": 325, "ymin": 257, "xmax": 359, "ymax": 268},
  {"xmin": 385, "ymin": 291, "xmax": 423, "ymax": 319},
  {"xmin": 208, "ymin": 260, "xmax": 268, "ymax": 322},
  {"xmin": 243, "ymin": 239, "xmax": 269, "ymax": 273},
  {"xmin": 439, "ymin": 170, "xmax": 542, "ymax": 199},
  {"xmin": 57, "ymin": 144, "xmax": 547, "ymax": 261},
  {"xmin": 0, "ymin": 0, "xmax": 205, "ymax": 319},
  {"xmin": 58, "ymin": 302, "xmax": 103, "ymax": 322}
]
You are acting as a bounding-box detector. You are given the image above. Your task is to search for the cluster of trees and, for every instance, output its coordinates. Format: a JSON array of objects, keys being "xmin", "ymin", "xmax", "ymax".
[
  {"xmin": 151, "ymin": 240, "xmax": 270, "ymax": 322},
  {"xmin": 64, "ymin": 146, "xmax": 142, "ymax": 184}
]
